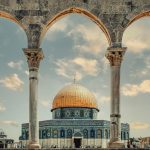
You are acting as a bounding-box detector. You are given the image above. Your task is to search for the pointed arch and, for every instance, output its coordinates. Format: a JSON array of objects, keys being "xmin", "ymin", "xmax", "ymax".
[
  {"xmin": 105, "ymin": 129, "xmax": 109, "ymax": 139},
  {"xmin": 83, "ymin": 129, "xmax": 88, "ymax": 138},
  {"xmin": 126, "ymin": 11, "xmax": 150, "ymax": 29},
  {"xmin": 90, "ymin": 129, "xmax": 95, "ymax": 138},
  {"xmin": 67, "ymin": 129, "xmax": 72, "ymax": 138},
  {"xmin": 60, "ymin": 129, "xmax": 65, "ymax": 138},
  {"xmin": 124, "ymin": 3, "xmax": 150, "ymax": 31},
  {"xmin": 0, "ymin": 10, "xmax": 26, "ymax": 33},
  {"xmin": 97, "ymin": 129, "xmax": 102, "ymax": 139},
  {"xmin": 0, "ymin": 10, "xmax": 27, "ymax": 45},
  {"xmin": 41, "ymin": 7, "xmax": 111, "ymax": 46}
]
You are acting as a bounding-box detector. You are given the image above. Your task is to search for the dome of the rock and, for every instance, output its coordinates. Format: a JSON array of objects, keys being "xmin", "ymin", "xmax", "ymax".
[{"xmin": 52, "ymin": 83, "xmax": 98, "ymax": 110}]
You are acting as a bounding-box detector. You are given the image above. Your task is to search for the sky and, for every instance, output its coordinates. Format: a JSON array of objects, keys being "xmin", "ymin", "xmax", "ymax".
[{"xmin": 0, "ymin": 14, "xmax": 150, "ymax": 142}]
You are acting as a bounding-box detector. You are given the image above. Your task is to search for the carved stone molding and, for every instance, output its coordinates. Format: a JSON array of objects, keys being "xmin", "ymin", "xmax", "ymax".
[
  {"xmin": 105, "ymin": 47, "xmax": 126, "ymax": 66},
  {"xmin": 23, "ymin": 48, "xmax": 44, "ymax": 70}
]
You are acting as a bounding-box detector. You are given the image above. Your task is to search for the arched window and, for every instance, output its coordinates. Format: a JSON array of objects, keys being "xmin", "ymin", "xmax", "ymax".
[
  {"xmin": 22, "ymin": 130, "xmax": 26, "ymax": 140},
  {"xmin": 83, "ymin": 129, "xmax": 88, "ymax": 138},
  {"xmin": 52, "ymin": 129, "xmax": 58, "ymax": 138},
  {"xmin": 121, "ymin": 131, "xmax": 123, "ymax": 140},
  {"xmin": 123, "ymin": 132, "xmax": 126, "ymax": 140},
  {"xmin": 26, "ymin": 130, "xmax": 29, "ymax": 140},
  {"xmin": 90, "ymin": 129, "xmax": 95, "ymax": 138},
  {"xmin": 105, "ymin": 129, "xmax": 108, "ymax": 139},
  {"xmin": 67, "ymin": 129, "xmax": 72, "ymax": 138},
  {"xmin": 39, "ymin": 130, "xmax": 42, "ymax": 139},
  {"xmin": 42, "ymin": 129, "xmax": 47, "ymax": 139},
  {"xmin": 80, "ymin": 110, "xmax": 84, "ymax": 117},
  {"xmin": 97, "ymin": 129, "xmax": 102, "ymax": 138},
  {"xmin": 60, "ymin": 129, "xmax": 65, "ymax": 138},
  {"xmin": 126, "ymin": 132, "xmax": 129, "ymax": 140},
  {"xmin": 61, "ymin": 110, "xmax": 65, "ymax": 118},
  {"xmin": 47, "ymin": 129, "xmax": 51, "ymax": 138},
  {"xmin": 71, "ymin": 110, "xmax": 74, "ymax": 117}
]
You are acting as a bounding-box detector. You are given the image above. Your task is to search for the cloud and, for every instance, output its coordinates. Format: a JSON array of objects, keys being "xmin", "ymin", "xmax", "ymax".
[
  {"xmin": 131, "ymin": 122, "xmax": 150, "ymax": 129},
  {"xmin": 129, "ymin": 56, "xmax": 150, "ymax": 78},
  {"xmin": 55, "ymin": 58, "xmax": 83, "ymax": 80},
  {"xmin": 72, "ymin": 57, "xmax": 98, "ymax": 76},
  {"xmin": 101, "ymin": 57, "xmax": 109, "ymax": 73},
  {"xmin": 40, "ymin": 100, "xmax": 49, "ymax": 108},
  {"xmin": 45, "ymin": 17, "xmax": 69, "ymax": 41},
  {"xmin": 24, "ymin": 70, "xmax": 29, "ymax": 76},
  {"xmin": 124, "ymin": 39, "xmax": 148, "ymax": 53},
  {"xmin": 0, "ymin": 74, "xmax": 24, "ymax": 91},
  {"xmin": 68, "ymin": 24, "xmax": 107, "ymax": 55},
  {"xmin": 122, "ymin": 80, "xmax": 150, "ymax": 96},
  {"xmin": 55, "ymin": 59, "xmax": 71, "ymax": 79},
  {"xmin": 94, "ymin": 92, "xmax": 110, "ymax": 108},
  {"xmin": 8, "ymin": 60, "xmax": 23, "ymax": 70},
  {"xmin": 123, "ymin": 18, "xmax": 150, "ymax": 53},
  {"xmin": 122, "ymin": 84, "xmax": 139, "ymax": 96},
  {"xmin": 50, "ymin": 19, "xmax": 68, "ymax": 32},
  {"xmin": 15, "ymin": 27, "xmax": 25, "ymax": 35},
  {"xmin": 0, "ymin": 103, "xmax": 6, "ymax": 112},
  {"xmin": 54, "ymin": 57, "xmax": 100, "ymax": 80},
  {"xmin": 144, "ymin": 56, "xmax": 150, "ymax": 69},
  {"xmin": 0, "ymin": 120, "xmax": 19, "ymax": 127},
  {"xmin": 140, "ymin": 80, "xmax": 150, "ymax": 93},
  {"xmin": 100, "ymin": 96, "xmax": 110, "ymax": 103},
  {"xmin": 44, "ymin": 14, "xmax": 108, "ymax": 53}
]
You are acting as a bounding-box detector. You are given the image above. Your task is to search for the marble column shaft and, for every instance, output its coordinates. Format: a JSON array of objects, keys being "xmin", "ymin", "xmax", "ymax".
[
  {"xmin": 23, "ymin": 48, "xmax": 44, "ymax": 149},
  {"xmin": 105, "ymin": 47, "xmax": 126, "ymax": 143}
]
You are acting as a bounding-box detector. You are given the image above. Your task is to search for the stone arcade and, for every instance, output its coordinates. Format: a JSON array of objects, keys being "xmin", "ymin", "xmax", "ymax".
[
  {"xmin": 19, "ymin": 83, "xmax": 129, "ymax": 148},
  {"xmin": 0, "ymin": 0, "xmax": 149, "ymax": 148}
]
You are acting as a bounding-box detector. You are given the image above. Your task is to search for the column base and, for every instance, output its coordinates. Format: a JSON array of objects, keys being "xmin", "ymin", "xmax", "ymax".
[
  {"xmin": 108, "ymin": 141, "xmax": 125, "ymax": 148},
  {"xmin": 28, "ymin": 142, "xmax": 41, "ymax": 149}
]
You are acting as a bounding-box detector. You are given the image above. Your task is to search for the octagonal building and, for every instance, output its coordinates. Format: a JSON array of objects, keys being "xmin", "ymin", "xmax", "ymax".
[{"xmin": 19, "ymin": 83, "xmax": 129, "ymax": 148}]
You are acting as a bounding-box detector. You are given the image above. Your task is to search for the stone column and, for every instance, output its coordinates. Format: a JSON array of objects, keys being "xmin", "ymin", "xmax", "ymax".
[
  {"xmin": 105, "ymin": 47, "xmax": 126, "ymax": 148},
  {"xmin": 23, "ymin": 48, "xmax": 44, "ymax": 149}
]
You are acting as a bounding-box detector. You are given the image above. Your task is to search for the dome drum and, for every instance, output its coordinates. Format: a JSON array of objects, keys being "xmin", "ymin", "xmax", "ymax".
[{"xmin": 52, "ymin": 107, "xmax": 98, "ymax": 119}]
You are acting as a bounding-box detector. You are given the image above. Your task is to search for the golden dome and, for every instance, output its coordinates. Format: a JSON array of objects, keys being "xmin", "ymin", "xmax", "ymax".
[{"xmin": 52, "ymin": 83, "xmax": 98, "ymax": 110}]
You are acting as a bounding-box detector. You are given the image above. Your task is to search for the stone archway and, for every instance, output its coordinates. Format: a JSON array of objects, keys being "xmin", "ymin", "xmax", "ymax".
[
  {"xmin": 40, "ymin": 7, "xmax": 111, "ymax": 46},
  {"xmin": 124, "ymin": 11, "xmax": 150, "ymax": 32},
  {"xmin": 0, "ymin": 10, "xmax": 27, "ymax": 34},
  {"xmin": 73, "ymin": 132, "xmax": 83, "ymax": 148},
  {"xmin": 122, "ymin": 2, "xmax": 150, "ymax": 33}
]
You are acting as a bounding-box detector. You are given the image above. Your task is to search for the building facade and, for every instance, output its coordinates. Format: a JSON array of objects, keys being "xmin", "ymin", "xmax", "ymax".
[
  {"xmin": 140, "ymin": 137, "xmax": 150, "ymax": 148},
  {"xmin": 19, "ymin": 83, "xmax": 129, "ymax": 148},
  {"xmin": 0, "ymin": 129, "xmax": 14, "ymax": 149}
]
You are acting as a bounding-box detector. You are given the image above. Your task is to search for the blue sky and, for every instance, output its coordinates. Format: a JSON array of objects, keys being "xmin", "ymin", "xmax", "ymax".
[{"xmin": 0, "ymin": 14, "xmax": 150, "ymax": 141}]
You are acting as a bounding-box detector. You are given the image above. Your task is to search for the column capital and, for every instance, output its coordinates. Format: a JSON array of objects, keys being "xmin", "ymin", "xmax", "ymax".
[
  {"xmin": 105, "ymin": 47, "xmax": 127, "ymax": 66},
  {"xmin": 23, "ymin": 48, "xmax": 44, "ymax": 70}
]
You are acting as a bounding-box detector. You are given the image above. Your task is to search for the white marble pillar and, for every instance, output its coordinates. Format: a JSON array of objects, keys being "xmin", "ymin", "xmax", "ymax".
[
  {"xmin": 23, "ymin": 48, "xmax": 44, "ymax": 149},
  {"xmin": 105, "ymin": 47, "xmax": 126, "ymax": 148}
]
